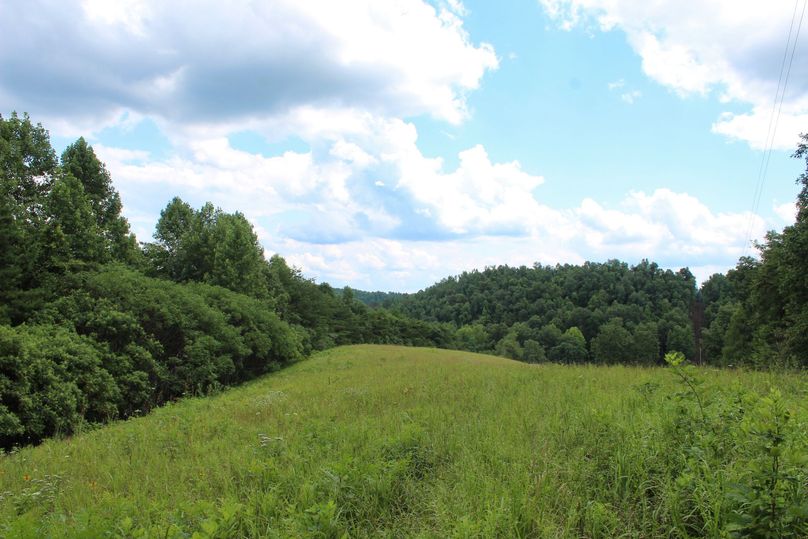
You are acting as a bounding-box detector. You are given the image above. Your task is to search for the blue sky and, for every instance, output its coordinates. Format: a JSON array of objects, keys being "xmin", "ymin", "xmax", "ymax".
[{"xmin": 2, "ymin": 0, "xmax": 807, "ymax": 291}]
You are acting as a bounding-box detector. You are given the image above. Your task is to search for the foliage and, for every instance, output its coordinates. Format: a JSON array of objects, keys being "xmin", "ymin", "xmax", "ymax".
[
  {"xmin": 0, "ymin": 265, "xmax": 305, "ymax": 448},
  {"xmin": 700, "ymin": 134, "xmax": 808, "ymax": 367},
  {"xmin": 146, "ymin": 199, "xmax": 268, "ymax": 298},
  {"xmin": 359, "ymin": 259, "xmax": 698, "ymax": 365},
  {"xmin": 0, "ymin": 113, "xmax": 453, "ymax": 448},
  {"xmin": 0, "ymin": 324, "xmax": 118, "ymax": 447},
  {"xmin": 0, "ymin": 112, "xmax": 56, "ymax": 212},
  {"xmin": 727, "ymin": 391, "xmax": 808, "ymax": 538},
  {"xmin": 661, "ymin": 351, "xmax": 808, "ymax": 537}
]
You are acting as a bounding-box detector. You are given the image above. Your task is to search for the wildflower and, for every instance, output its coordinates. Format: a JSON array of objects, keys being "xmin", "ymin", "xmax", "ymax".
[{"xmin": 23, "ymin": 474, "xmax": 31, "ymax": 481}]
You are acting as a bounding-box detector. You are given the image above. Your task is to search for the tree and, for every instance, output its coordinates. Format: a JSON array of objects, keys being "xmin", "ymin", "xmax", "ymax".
[
  {"xmin": 456, "ymin": 324, "xmax": 489, "ymax": 353},
  {"xmin": 537, "ymin": 323, "xmax": 563, "ymax": 350},
  {"xmin": 60, "ymin": 137, "xmax": 139, "ymax": 263},
  {"xmin": 666, "ymin": 323, "xmax": 695, "ymax": 360},
  {"xmin": 495, "ymin": 331, "xmax": 523, "ymax": 360},
  {"xmin": 591, "ymin": 319, "xmax": 633, "ymax": 364},
  {"xmin": 61, "ymin": 138, "xmax": 117, "ymax": 226},
  {"xmin": 0, "ymin": 113, "xmax": 59, "ymax": 319},
  {"xmin": 631, "ymin": 321, "xmax": 659, "ymax": 364},
  {"xmin": 41, "ymin": 173, "xmax": 106, "ymax": 268},
  {"xmin": 522, "ymin": 339, "xmax": 546, "ymax": 363},
  {"xmin": 0, "ymin": 195, "xmax": 23, "ymax": 323},
  {"xmin": 549, "ymin": 326, "xmax": 588, "ymax": 363},
  {"xmin": 0, "ymin": 112, "xmax": 57, "ymax": 214},
  {"xmin": 794, "ymin": 132, "xmax": 808, "ymax": 222},
  {"xmin": 702, "ymin": 301, "xmax": 737, "ymax": 365},
  {"xmin": 208, "ymin": 212, "xmax": 268, "ymax": 297},
  {"xmin": 149, "ymin": 201, "xmax": 267, "ymax": 297},
  {"xmin": 711, "ymin": 134, "xmax": 808, "ymax": 367},
  {"xmin": 149, "ymin": 197, "xmax": 195, "ymax": 279}
]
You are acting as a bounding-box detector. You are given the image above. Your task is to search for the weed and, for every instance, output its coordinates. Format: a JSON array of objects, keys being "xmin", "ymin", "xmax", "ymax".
[{"xmin": 727, "ymin": 390, "xmax": 808, "ymax": 538}]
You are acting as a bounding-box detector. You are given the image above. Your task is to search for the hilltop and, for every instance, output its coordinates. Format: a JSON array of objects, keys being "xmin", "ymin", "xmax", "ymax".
[{"xmin": 1, "ymin": 345, "xmax": 806, "ymax": 537}]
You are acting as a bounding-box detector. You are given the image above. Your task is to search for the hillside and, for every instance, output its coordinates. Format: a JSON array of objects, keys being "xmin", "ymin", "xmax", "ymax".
[
  {"xmin": 1, "ymin": 345, "xmax": 805, "ymax": 537},
  {"xmin": 356, "ymin": 261, "xmax": 698, "ymax": 365}
]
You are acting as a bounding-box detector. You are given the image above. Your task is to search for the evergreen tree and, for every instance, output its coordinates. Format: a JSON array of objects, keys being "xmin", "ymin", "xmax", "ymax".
[
  {"xmin": 209, "ymin": 212, "xmax": 268, "ymax": 297},
  {"xmin": 0, "ymin": 112, "xmax": 57, "ymax": 215},
  {"xmin": 60, "ymin": 138, "xmax": 139, "ymax": 263},
  {"xmin": 42, "ymin": 173, "xmax": 106, "ymax": 268}
]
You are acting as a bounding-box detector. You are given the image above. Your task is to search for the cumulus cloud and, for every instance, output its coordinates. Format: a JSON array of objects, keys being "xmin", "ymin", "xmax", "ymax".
[
  {"xmin": 712, "ymin": 106, "xmax": 808, "ymax": 150},
  {"xmin": 394, "ymin": 142, "xmax": 547, "ymax": 235},
  {"xmin": 95, "ymin": 113, "xmax": 551, "ymax": 243},
  {"xmin": 540, "ymin": 0, "xmax": 808, "ymax": 149},
  {"xmin": 269, "ymin": 184, "xmax": 773, "ymax": 290},
  {"xmin": 0, "ymin": 0, "xmax": 497, "ymax": 134},
  {"xmin": 577, "ymin": 189, "xmax": 767, "ymax": 260},
  {"xmin": 97, "ymin": 119, "xmax": 775, "ymax": 289}
]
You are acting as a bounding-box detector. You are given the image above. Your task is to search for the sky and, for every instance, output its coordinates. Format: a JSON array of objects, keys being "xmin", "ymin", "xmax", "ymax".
[{"xmin": 2, "ymin": 0, "xmax": 807, "ymax": 292}]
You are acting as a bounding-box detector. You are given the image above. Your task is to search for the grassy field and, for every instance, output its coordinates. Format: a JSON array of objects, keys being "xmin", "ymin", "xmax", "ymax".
[{"xmin": 0, "ymin": 345, "xmax": 806, "ymax": 538}]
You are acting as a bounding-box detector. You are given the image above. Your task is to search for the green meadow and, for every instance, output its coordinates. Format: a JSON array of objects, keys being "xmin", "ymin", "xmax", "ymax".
[{"xmin": 1, "ymin": 345, "xmax": 806, "ymax": 538}]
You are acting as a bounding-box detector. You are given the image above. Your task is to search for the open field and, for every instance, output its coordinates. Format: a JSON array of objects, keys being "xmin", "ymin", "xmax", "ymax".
[{"xmin": 1, "ymin": 345, "xmax": 806, "ymax": 538}]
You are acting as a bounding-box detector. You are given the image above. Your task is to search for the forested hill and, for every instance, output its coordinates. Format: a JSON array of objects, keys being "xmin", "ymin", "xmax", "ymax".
[
  {"xmin": 349, "ymin": 289, "xmax": 407, "ymax": 308},
  {"xmin": 355, "ymin": 132, "xmax": 808, "ymax": 370},
  {"xmin": 356, "ymin": 261, "xmax": 699, "ymax": 365}
]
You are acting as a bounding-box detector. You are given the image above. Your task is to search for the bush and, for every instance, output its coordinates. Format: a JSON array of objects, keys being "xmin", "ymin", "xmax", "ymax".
[
  {"xmin": 0, "ymin": 324, "xmax": 118, "ymax": 447},
  {"xmin": 1, "ymin": 265, "xmax": 305, "ymax": 448}
]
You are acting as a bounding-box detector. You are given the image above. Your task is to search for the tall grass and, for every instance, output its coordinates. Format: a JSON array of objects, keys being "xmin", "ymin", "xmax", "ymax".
[{"xmin": 0, "ymin": 345, "xmax": 806, "ymax": 537}]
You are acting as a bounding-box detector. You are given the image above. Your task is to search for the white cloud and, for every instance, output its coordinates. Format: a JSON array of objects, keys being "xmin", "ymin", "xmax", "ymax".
[
  {"xmin": 394, "ymin": 142, "xmax": 547, "ymax": 234},
  {"xmin": 1, "ymin": 0, "xmax": 498, "ymax": 135},
  {"xmin": 271, "ymin": 184, "xmax": 773, "ymax": 290},
  {"xmin": 607, "ymin": 78, "xmax": 641, "ymax": 104},
  {"xmin": 572, "ymin": 188, "xmax": 768, "ymax": 265},
  {"xmin": 774, "ymin": 201, "xmax": 798, "ymax": 223},
  {"xmin": 98, "ymin": 120, "xmax": 776, "ymax": 289},
  {"xmin": 81, "ymin": 0, "xmax": 151, "ymax": 36},
  {"xmin": 540, "ymin": 0, "xmax": 808, "ymax": 149},
  {"xmin": 621, "ymin": 90, "xmax": 642, "ymax": 104},
  {"xmin": 330, "ymin": 140, "xmax": 377, "ymax": 168},
  {"xmin": 712, "ymin": 106, "xmax": 808, "ymax": 150},
  {"xmin": 93, "ymin": 145, "xmax": 151, "ymax": 164},
  {"xmin": 97, "ymin": 113, "xmax": 551, "ymax": 242}
]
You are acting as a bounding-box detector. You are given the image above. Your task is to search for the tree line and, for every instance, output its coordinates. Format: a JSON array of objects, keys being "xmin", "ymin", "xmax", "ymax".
[{"xmin": 0, "ymin": 113, "xmax": 452, "ymax": 448}]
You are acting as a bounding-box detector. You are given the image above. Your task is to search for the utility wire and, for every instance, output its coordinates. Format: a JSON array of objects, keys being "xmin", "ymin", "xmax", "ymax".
[{"xmin": 742, "ymin": 0, "xmax": 807, "ymax": 257}]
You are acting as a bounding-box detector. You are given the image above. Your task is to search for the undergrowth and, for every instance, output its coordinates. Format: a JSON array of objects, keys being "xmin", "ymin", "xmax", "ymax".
[{"xmin": 662, "ymin": 351, "xmax": 808, "ymax": 538}]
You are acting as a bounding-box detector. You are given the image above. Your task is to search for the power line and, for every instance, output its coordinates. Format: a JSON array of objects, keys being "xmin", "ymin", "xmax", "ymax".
[{"xmin": 742, "ymin": 0, "xmax": 807, "ymax": 258}]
